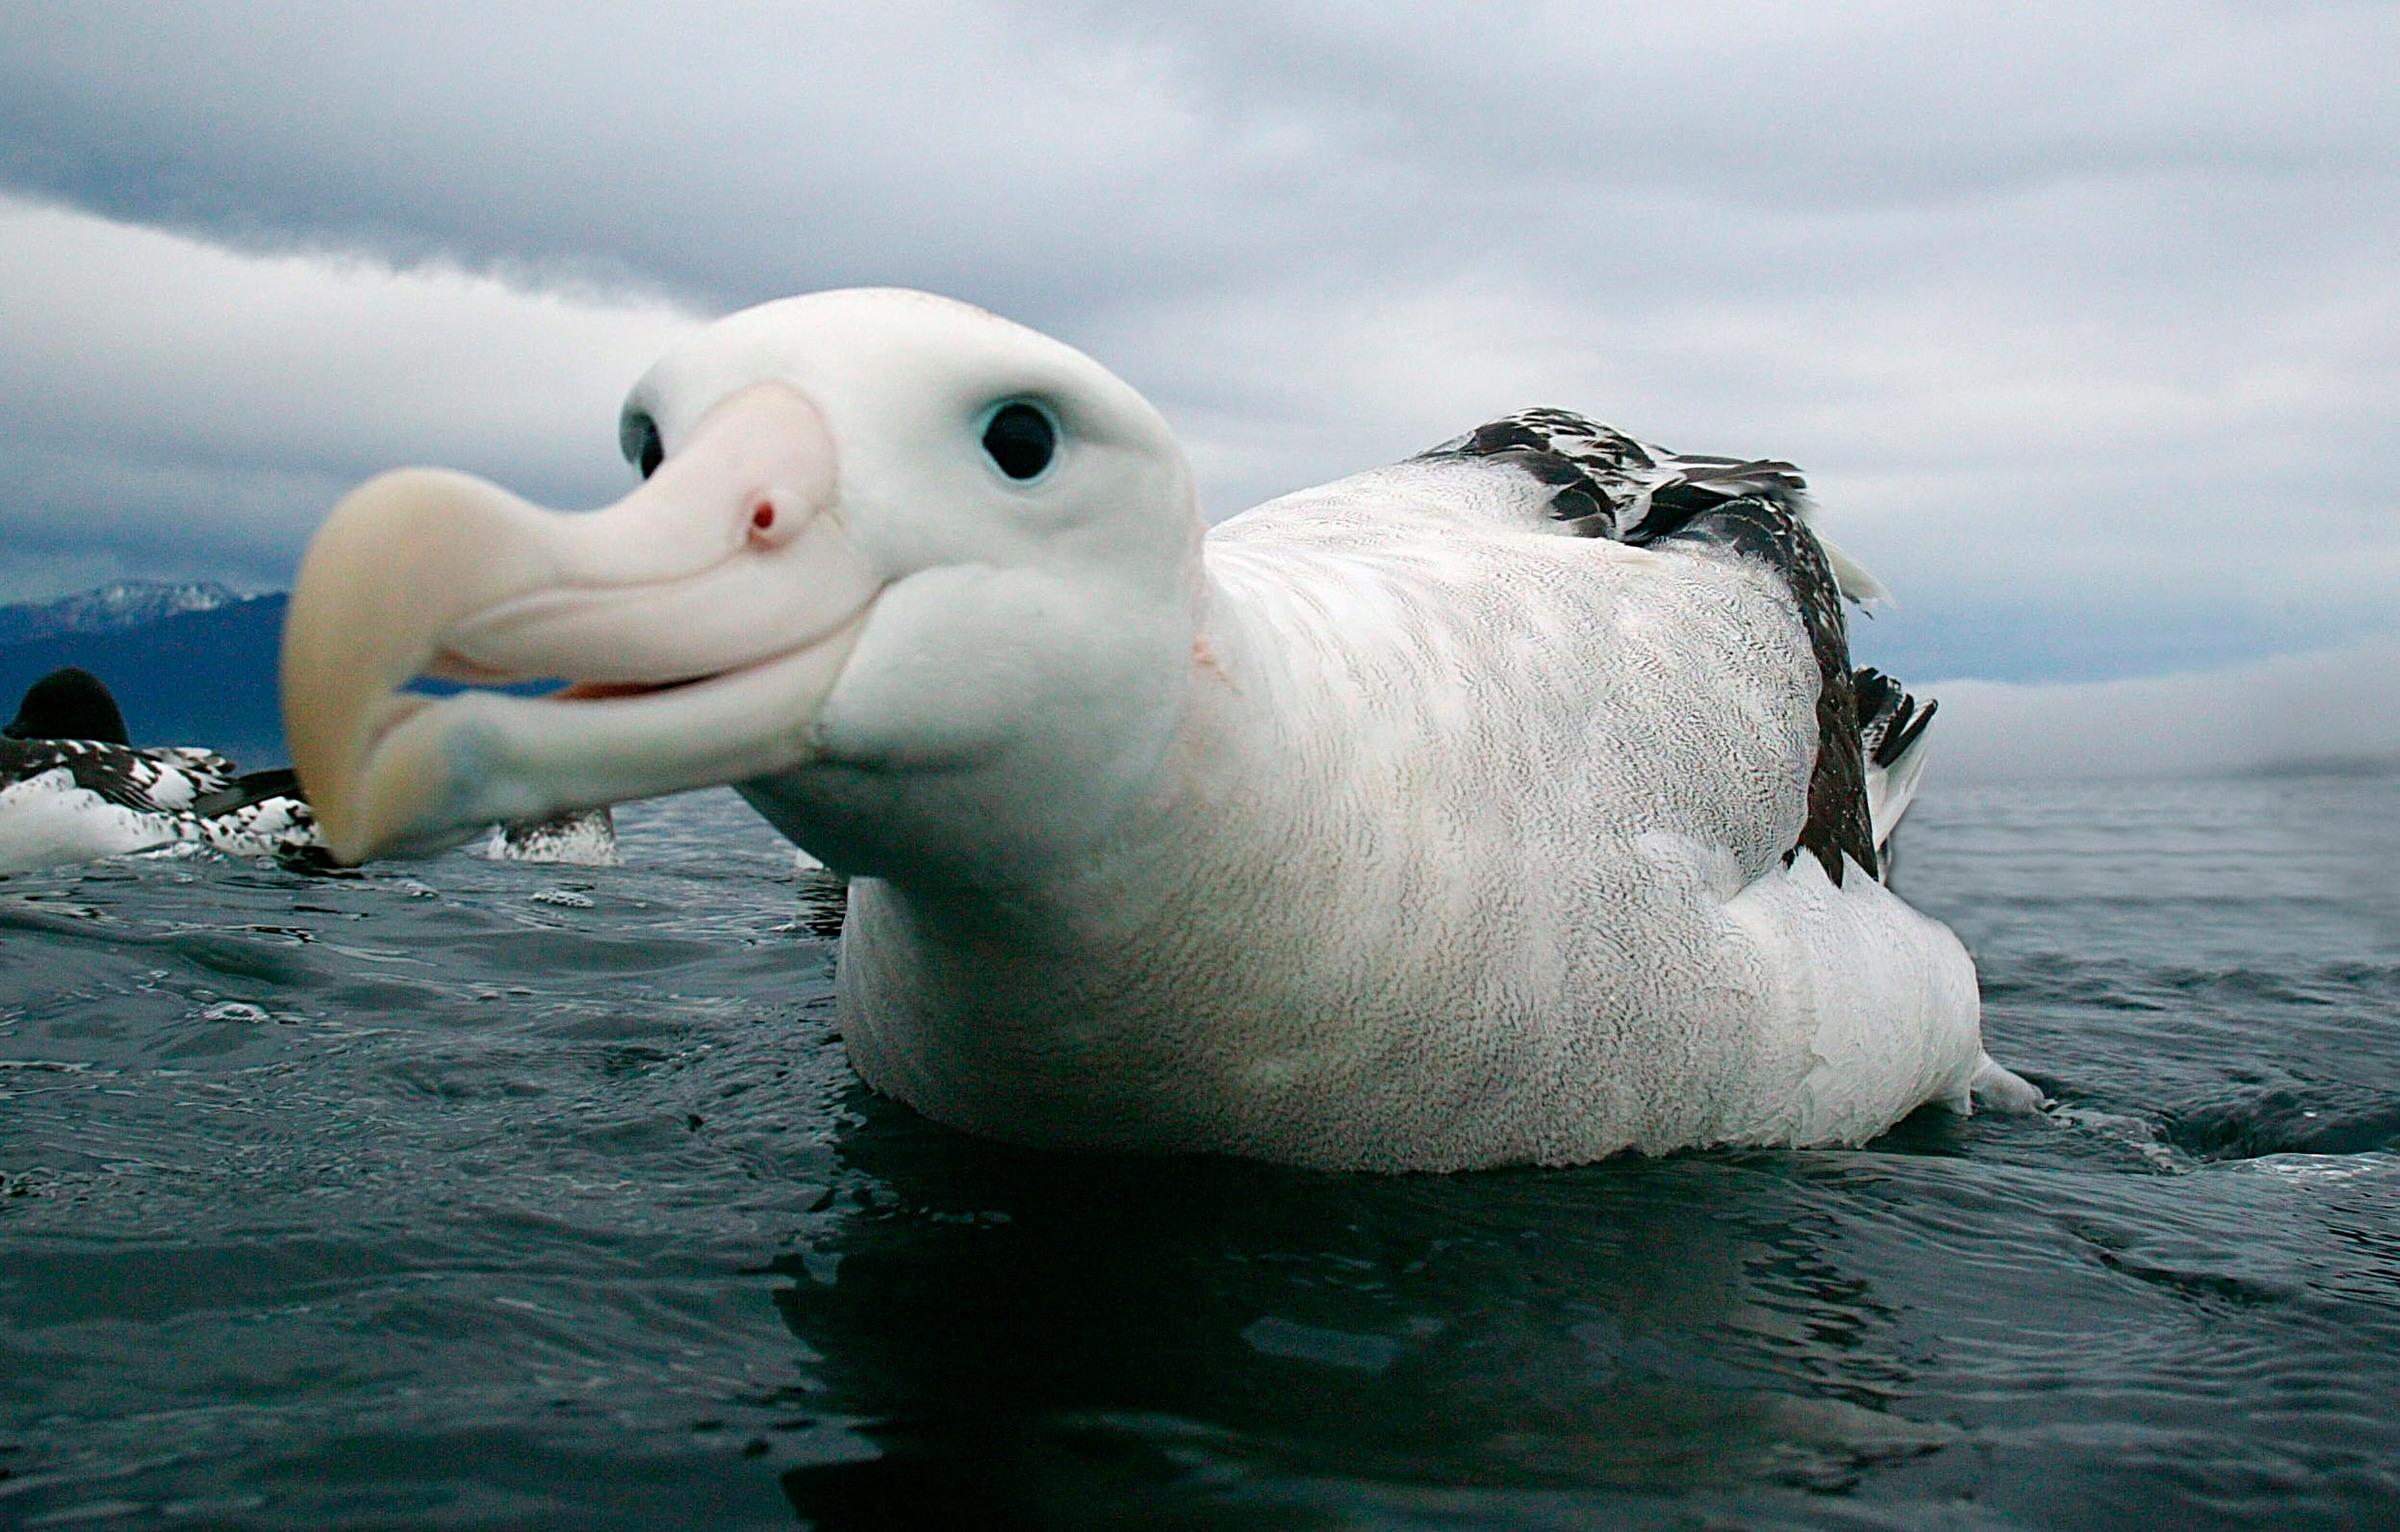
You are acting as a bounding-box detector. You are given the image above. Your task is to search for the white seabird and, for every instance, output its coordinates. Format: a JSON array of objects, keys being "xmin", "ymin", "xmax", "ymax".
[{"xmin": 280, "ymin": 288, "xmax": 2043, "ymax": 1171}]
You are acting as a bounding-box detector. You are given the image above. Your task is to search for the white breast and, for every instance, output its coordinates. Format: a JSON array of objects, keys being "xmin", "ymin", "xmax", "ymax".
[{"xmin": 0, "ymin": 768, "xmax": 185, "ymax": 873}]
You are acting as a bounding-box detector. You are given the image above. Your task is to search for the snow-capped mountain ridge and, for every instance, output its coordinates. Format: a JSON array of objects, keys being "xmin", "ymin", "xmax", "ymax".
[{"xmin": 0, "ymin": 580, "xmax": 240, "ymax": 647}]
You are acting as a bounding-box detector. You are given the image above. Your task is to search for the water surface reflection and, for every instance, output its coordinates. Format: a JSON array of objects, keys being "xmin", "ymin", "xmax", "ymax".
[{"xmin": 774, "ymin": 1094, "xmax": 1968, "ymax": 1527}]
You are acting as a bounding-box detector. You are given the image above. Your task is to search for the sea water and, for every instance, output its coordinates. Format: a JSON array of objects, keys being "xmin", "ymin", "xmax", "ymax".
[{"xmin": 1, "ymin": 775, "xmax": 2394, "ymax": 1529}]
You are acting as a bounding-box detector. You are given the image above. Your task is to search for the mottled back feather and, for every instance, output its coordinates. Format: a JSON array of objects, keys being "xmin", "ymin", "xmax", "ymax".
[
  {"xmin": 1419, "ymin": 409, "xmax": 1877, "ymax": 883},
  {"xmin": 0, "ymin": 734, "xmax": 239, "ymax": 815}
]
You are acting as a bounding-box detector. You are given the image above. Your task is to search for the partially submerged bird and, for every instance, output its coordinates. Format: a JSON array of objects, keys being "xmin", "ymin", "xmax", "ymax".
[
  {"xmin": 0, "ymin": 666, "xmax": 615, "ymax": 875},
  {"xmin": 282, "ymin": 288, "xmax": 2041, "ymax": 1171},
  {"xmin": 0, "ymin": 667, "xmax": 317, "ymax": 872},
  {"xmin": 484, "ymin": 805, "xmax": 619, "ymax": 866}
]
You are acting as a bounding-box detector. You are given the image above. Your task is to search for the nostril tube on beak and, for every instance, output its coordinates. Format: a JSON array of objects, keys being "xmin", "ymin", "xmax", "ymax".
[{"xmin": 748, "ymin": 495, "xmax": 808, "ymax": 549}]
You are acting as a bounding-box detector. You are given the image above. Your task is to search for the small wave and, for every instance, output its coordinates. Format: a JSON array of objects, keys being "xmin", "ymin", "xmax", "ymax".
[
  {"xmin": 2163, "ymin": 1085, "xmax": 2400, "ymax": 1161},
  {"xmin": 2231, "ymin": 1151, "xmax": 2400, "ymax": 1185},
  {"xmin": 2044, "ymin": 1104, "xmax": 2194, "ymax": 1172}
]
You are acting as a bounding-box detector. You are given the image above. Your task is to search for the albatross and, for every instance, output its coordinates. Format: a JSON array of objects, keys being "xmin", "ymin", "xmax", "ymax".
[{"xmin": 281, "ymin": 288, "xmax": 2042, "ymax": 1171}]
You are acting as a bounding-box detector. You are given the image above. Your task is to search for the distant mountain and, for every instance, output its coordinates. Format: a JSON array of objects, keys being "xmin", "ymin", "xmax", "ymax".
[
  {"xmin": 0, "ymin": 579, "xmax": 240, "ymax": 647},
  {"xmin": 0, "ymin": 590, "xmax": 288, "ymax": 765}
]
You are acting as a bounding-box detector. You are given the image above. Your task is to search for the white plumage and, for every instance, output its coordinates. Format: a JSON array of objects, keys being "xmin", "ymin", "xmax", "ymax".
[
  {"xmin": 282, "ymin": 287, "xmax": 2043, "ymax": 1171},
  {"xmin": 823, "ymin": 456, "xmax": 2029, "ymax": 1167}
]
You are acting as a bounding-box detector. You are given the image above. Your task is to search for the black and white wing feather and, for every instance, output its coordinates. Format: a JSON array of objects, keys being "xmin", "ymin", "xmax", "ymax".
[
  {"xmin": 1420, "ymin": 409, "xmax": 1923, "ymax": 885},
  {"xmin": 0, "ymin": 736, "xmax": 320, "ymax": 871}
]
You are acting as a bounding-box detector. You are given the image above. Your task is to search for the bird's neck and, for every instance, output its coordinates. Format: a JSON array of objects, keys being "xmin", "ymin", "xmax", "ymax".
[
  {"xmin": 820, "ymin": 561, "xmax": 1398, "ymax": 1152},
  {"xmin": 739, "ymin": 565, "xmax": 1224, "ymax": 907}
]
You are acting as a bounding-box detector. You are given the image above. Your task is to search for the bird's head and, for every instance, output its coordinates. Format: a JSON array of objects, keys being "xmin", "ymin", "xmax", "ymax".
[{"xmin": 283, "ymin": 288, "xmax": 1202, "ymax": 866}]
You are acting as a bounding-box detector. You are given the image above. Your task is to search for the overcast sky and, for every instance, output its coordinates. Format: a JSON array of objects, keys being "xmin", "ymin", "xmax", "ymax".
[{"xmin": 0, "ymin": 0, "xmax": 2393, "ymax": 696}]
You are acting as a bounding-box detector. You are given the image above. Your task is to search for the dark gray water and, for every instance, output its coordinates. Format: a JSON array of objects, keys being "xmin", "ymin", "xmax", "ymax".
[{"xmin": 3, "ymin": 775, "xmax": 2395, "ymax": 1530}]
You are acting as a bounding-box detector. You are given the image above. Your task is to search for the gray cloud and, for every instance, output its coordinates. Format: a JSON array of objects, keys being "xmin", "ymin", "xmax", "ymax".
[
  {"xmin": 0, "ymin": 198, "xmax": 694, "ymax": 599},
  {"xmin": 0, "ymin": 1, "xmax": 2392, "ymax": 691},
  {"xmin": 1928, "ymin": 637, "xmax": 2400, "ymax": 782}
]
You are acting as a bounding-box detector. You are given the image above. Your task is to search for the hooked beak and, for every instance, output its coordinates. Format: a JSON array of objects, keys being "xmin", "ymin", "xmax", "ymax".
[{"xmin": 282, "ymin": 384, "xmax": 878, "ymax": 863}]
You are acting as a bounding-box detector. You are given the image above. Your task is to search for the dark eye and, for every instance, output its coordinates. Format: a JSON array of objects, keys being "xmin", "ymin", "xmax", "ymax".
[
  {"xmin": 982, "ymin": 402, "xmax": 1056, "ymax": 481},
  {"xmin": 623, "ymin": 412, "xmax": 664, "ymax": 480}
]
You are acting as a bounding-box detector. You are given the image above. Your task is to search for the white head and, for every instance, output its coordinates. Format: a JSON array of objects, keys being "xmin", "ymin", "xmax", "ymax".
[{"xmin": 282, "ymin": 289, "xmax": 1203, "ymax": 877}]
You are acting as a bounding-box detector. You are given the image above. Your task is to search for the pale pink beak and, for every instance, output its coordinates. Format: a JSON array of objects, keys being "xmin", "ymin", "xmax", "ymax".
[{"xmin": 281, "ymin": 384, "xmax": 880, "ymax": 862}]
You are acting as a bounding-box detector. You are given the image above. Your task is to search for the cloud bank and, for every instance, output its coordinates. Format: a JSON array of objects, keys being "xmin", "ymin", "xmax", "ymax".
[
  {"xmin": 1928, "ymin": 638, "xmax": 2400, "ymax": 783},
  {"xmin": 0, "ymin": 2, "xmax": 2393, "ymax": 690},
  {"xmin": 0, "ymin": 197, "xmax": 695, "ymax": 599}
]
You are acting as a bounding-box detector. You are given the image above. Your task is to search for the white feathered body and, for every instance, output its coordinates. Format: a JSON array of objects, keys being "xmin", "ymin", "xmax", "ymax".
[{"xmin": 820, "ymin": 459, "xmax": 1987, "ymax": 1171}]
